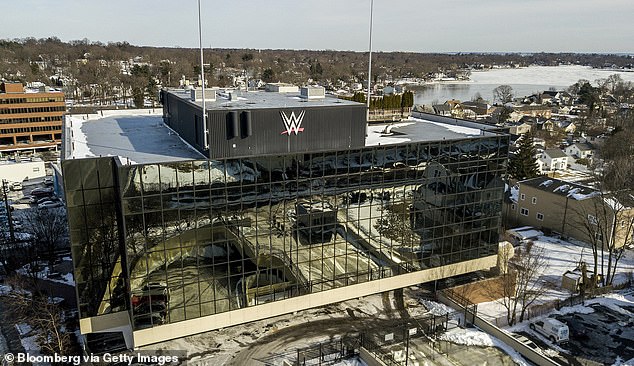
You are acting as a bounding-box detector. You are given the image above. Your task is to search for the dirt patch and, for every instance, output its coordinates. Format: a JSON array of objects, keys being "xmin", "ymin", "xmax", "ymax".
[{"xmin": 448, "ymin": 276, "xmax": 509, "ymax": 304}]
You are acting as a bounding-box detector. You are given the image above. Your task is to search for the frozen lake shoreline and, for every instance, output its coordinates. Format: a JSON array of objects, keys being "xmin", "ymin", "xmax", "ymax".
[{"xmin": 414, "ymin": 65, "xmax": 634, "ymax": 106}]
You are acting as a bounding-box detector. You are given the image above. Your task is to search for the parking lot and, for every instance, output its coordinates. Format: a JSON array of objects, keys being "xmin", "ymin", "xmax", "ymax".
[
  {"xmin": 519, "ymin": 290, "xmax": 634, "ymax": 365},
  {"xmin": 555, "ymin": 301, "xmax": 634, "ymax": 364}
]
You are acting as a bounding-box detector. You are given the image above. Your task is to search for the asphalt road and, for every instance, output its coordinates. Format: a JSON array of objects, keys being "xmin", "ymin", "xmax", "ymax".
[{"xmin": 227, "ymin": 315, "xmax": 409, "ymax": 365}]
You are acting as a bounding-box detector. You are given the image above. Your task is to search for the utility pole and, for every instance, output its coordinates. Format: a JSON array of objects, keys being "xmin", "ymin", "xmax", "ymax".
[{"xmin": 1, "ymin": 180, "xmax": 15, "ymax": 243}]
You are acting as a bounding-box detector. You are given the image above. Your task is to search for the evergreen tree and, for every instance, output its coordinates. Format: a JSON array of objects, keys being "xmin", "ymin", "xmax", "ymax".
[{"xmin": 508, "ymin": 131, "xmax": 540, "ymax": 180}]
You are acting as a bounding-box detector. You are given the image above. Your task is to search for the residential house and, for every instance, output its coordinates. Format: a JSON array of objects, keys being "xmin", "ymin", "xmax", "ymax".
[
  {"xmin": 557, "ymin": 120, "xmax": 576, "ymax": 134},
  {"xmin": 507, "ymin": 121, "xmax": 532, "ymax": 136},
  {"xmin": 580, "ymin": 132, "xmax": 608, "ymax": 148},
  {"xmin": 433, "ymin": 104, "xmax": 452, "ymax": 117},
  {"xmin": 565, "ymin": 143, "xmax": 595, "ymax": 160},
  {"xmin": 539, "ymin": 149, "xmax": 568, "ymax": 172},
  {"xmin": 512, "ymin": 104, "xmax": 553, "ymax": 119},
  {"xmin": 506, "ymin": 177, "xmax": 634, "ymax": 248},
  {"xmin": 541, "ymin": 119, "xmax": 555, "ymax": 132},
  {"xmin": 461, "ymin": 101, "xmax": 493, "ymax": 119},
  {"xmin": 433, "ymin": 100, "xmax": 476, "ymax": 120},
  {"xmin": 539, "ymin": 90, "xmax": 574, "ymax": 106}
]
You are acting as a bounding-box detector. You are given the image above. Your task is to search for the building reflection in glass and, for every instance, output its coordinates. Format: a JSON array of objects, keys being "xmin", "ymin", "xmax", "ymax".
[{"xmin": 64, "ymin": 136, "xmax": 508, "ymax": 330}]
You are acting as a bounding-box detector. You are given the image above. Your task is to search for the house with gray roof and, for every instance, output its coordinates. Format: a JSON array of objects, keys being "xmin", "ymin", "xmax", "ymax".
[{"xmin": 538, "ymin": 149, "xmax": 568, "ymax": 172}]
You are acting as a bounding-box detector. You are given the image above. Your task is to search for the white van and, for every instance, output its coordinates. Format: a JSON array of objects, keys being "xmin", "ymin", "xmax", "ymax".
[{"xmin": 530, "ymin": 318, "xmax": 569, "ymax": 343}]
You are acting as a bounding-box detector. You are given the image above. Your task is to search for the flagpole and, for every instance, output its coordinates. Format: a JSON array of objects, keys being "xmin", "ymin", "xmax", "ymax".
[
  {"xmin": 197, "ymin": 0, "xmax": 209, "ymax": 155},
  {"xmin": 366, "ymin": 0, "xmax": 374, "ymax": 135}
]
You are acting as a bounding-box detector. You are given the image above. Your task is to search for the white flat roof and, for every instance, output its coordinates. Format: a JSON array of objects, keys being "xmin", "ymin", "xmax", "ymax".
[
  {"xmin": 365, "ymin": 117, "xmax": 483, "ymax": 147},
  {"xmin": 65, "ymin": 109, "xmax": 205, "ymax": 164},
  {"xmin": 65, "ymin": 110, "xmax": 496, "ymax": 165}
]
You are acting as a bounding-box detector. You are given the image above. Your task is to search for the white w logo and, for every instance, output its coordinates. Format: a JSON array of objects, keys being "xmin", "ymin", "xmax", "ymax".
[{"xmin": 280, "ymin": 110, "xmax": 305, "ymax": 135}]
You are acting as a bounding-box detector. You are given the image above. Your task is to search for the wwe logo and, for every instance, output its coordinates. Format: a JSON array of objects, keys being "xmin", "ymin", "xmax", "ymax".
[{"xmin": 280, "ymin": 110, "xmax": 305, "ymax": 135}]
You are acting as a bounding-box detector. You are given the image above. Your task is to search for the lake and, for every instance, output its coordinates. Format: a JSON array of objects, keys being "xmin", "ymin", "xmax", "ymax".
[{"xmin": 413, "ymin": 65, "xmax": 634, "ymax": 106}]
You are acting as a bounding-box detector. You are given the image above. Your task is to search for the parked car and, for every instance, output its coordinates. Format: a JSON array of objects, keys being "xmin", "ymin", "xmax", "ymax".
[
  {"xmin": 131, "ymin": 282, "xmax": 170, "ymax": 307},
  {"xmin": 36, "ymin": 196, "xmax": 57, "ymax": 205},
  {"xmin": 43, "ymin": 177, "xmax": 53, "ymax": 186},
  {"xmin": 17, "ymin": 196, "xmax": 34, "ymax": 204},
  {"xmin": 530, "ymin": 318, "xmax": 569, "ymax": 343},
  {"xmin": 30, "ymin": 187, "xmax": 54, "ymax": 197},
  {"xmin": 10, "ymin": 182, "xmax": 22, "ymax": 191},
  {"xmin": 38, "ymin": 201, "xmax": 63, "ymax": 209}
]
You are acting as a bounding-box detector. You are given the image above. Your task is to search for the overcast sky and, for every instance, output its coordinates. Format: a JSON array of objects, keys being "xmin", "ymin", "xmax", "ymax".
[{"xmin": 5, "ymin": 0, "xmax": 633, "ymax": 53}]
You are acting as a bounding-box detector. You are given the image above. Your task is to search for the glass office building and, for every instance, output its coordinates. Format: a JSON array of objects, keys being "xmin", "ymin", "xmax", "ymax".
[
  {"xmin": 64, "ymin": 137, "xmax": 506, "ymax": 328},
  {"xmin": 62, "ymin": 90, "xmax": 508, "ymax": 347}
]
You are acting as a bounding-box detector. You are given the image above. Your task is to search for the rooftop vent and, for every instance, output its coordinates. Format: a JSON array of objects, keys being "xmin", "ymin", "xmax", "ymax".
[
  {"xmin": 300, "ymin": 86, "xmax": 325, "ymax": 99},
  {"xmin": 190, "ymin": 88, "xmax": 217, "ymax": 102}
]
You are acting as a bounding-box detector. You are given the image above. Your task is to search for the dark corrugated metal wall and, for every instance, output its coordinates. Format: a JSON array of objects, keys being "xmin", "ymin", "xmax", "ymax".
[
  {"xmin": 207, "ymin": 105, "xmax": 366, "ymax": 159},
  {"xmin": 163, "ymin": 92, "xmax": 206, "ymax": 153}
]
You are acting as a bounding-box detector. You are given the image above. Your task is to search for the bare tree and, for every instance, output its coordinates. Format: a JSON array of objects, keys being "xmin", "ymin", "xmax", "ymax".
[
  {"xmin": 576, "ymin": 129, "xmax": 634, "ymax": 287},
  {"xmin": 489, "ymin": 242, "xmax": 551, "ymax": 325},
  {"xmin": 23, "ymin": 207, "xmax": 68, "ymax": 268},
  {"xmin": 576, "ymin": 184, "xmax": 632, "ymax": 287},
  {"xmin": 493, "ymin": 85, "xmax": 514, "ymax": 104},
  {"xmin": 4, "ymin": 276, "xmax": 72, "ymax": 356}
]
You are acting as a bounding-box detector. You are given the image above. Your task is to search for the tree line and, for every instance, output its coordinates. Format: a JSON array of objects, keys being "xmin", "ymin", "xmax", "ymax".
[
  {"xmin": 340, "ymin": 90, "xmax": 414, "ymax": 111},
  {"xmin": 1, "ymin": 37, "xmax": 633, "ymax": 108}
]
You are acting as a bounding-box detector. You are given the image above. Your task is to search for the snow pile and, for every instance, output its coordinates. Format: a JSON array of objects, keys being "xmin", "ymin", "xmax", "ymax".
[
  {"xmin": 569, "ymin": 191, "xmax": 600, "ymax": 200},
  {"xmin": 440, "ymin": 328, "xmax": 529, "ymax": 366},
  {"xmin": 330, "ymin": 357, "xmax": 368, "ymax": 366},
  {"xmin": 419, "ymin": 300, "xmax": 453, "ymax": 316},
  {"xmin": 16, "ymin": 262, "xmax": 75, "ymax": 286},
  {"xmin": 612, "ymin": 356, "xmax": 634, "ymax": 366},
  {"xmin": 509, "ymin": 185, "xmax": 519, "ymax": 203},
  {"xmin": 62, "ymin": 273, "xmax": 75, "ymax": 285}
]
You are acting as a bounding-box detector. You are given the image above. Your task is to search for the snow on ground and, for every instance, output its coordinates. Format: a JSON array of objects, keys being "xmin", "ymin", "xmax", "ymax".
[
  {"xmin": 419, "ymin": 299, "xmax": 455, "ymax": 317},
  {"xmin": 440, "ymin": 328, "xmax": 529, "ymax": 366},
  {"xmin": 15, "ymin": 262, "xmax": 75, "ymax": 286},
  {"xmin": 331, "ymin": 358, "xmax": 368, "ymax": 366},
  {"xmin": 150, "ymin": 292, "xmax": 525, "ymax": 365},
  {"xmin": 15, "ymin": 322, "xmax": 43, "ymax": 358},
  {"xmin": 478, "ymin": 235, "xmax": 634, "ymax": 323}
]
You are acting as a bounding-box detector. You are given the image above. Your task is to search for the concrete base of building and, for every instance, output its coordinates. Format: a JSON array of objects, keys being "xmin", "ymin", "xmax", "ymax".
[{"xmin": 127, "ymin": 254, "xmax": 498, "ymax": 347}]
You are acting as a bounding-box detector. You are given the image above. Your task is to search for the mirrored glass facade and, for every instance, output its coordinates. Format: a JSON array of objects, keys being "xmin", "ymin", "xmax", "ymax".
[{"xmin": 64, "ymin": 136, "xmax": 508, "ymax": 331}]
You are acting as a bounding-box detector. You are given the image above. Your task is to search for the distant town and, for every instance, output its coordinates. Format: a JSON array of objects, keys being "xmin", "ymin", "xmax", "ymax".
[{"xmin": 1, "ymin": 37, "xmax": 634, "ymax": 366}]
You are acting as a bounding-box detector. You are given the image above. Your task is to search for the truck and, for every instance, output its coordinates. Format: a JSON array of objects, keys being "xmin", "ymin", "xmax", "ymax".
[{"xmin": 530, "ymin": 318, "xmax": 569, "ymax": 343}]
